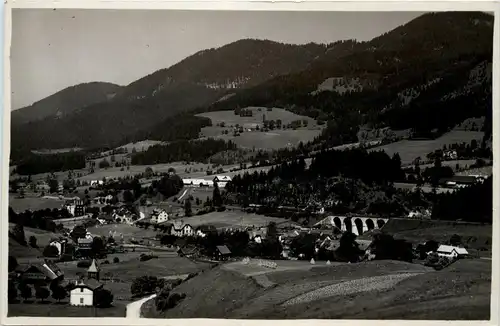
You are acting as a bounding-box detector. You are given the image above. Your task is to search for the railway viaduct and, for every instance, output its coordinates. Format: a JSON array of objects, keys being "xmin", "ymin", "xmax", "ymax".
[{"xmin": 315, "ymin": 216, "xmax": 390, "ymax": 236}]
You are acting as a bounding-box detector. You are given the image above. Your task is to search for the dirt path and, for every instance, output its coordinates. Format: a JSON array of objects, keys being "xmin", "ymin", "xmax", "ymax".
[{"xmin": 126, "ymin": 293, "xmax": 157, "ymax": 318}]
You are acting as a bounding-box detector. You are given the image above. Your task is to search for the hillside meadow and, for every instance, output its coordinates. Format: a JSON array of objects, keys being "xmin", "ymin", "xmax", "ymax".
[
  {"xmin": 142, "ymin": 259, "xmax": 490, "ymax": 320},
  {"xmin": 370, "ymin": 130, "xmax": 484, "ymax": 165}
]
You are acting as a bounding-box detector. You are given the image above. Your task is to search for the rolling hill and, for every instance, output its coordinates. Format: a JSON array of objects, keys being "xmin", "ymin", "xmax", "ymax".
[{"xmin": 11, "ymin": 82, "xmax": 122, "ymax": 125}]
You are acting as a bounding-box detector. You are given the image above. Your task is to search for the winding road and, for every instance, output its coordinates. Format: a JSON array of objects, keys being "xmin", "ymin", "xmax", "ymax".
[{"xmin": 126, "ymin": 293, "xmax": 157, "ymax": 318}]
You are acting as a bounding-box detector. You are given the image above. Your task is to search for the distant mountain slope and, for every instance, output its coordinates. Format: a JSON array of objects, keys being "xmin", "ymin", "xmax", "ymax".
[
  {"xmin": 11, "ymin": 82, "xmax": 122, "ymax": 125},
  {"xmin": 120, "ymin": 39, "xmax": 327, "ymax": 100},
  {"xmin": 12, "ymin": 40, "xmax": 327, "ymax": 151},
  {"xmin": 206, "ymin": 12, "xmax": 493, "ymax": 136}
]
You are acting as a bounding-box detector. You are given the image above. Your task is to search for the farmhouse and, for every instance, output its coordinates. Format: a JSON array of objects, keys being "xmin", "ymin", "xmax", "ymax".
[
  {"xmin": 150, "ymin": 209, "xmax": 169, "ymax": 224},
  {"xmin": 69, "ymin": 279, "xmax": 103, "ymax": 307},
  {"xmin": 49, "ymin": 239, "xmax": 68, "ymax": 256},
  {"xmin": 64, "ymin": 199, "xmax": 85, "ymax": 217},
  {"xmin": 436, "ymin": 245, "xmax": 469, "ymax": 259},
  {"xmin": 213, "ymin": 175, "xmax": 232, "ymax": 188},
  {"xmin": 171, "ymin": 220, "xmax": 194, "ymax": 237},
  {"xmin": 113, "ymin": 209, "xmax": 137, "ymax": 225},
  {"xmin": 16, "ymin": 262, "xmax": 64, "ymax": 285},
  {"xmin": 214, "ymin": 245, "xmax": 232, "ymax": 261}
]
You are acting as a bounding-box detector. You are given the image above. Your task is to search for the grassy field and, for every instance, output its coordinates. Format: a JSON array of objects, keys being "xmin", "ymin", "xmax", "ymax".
[
  {"xmin": 9, "ymin": 223, "xmax": 61, "ymax": 248},
  {"xmin": 371, "ymin": 130, "xmax": 484, "ymax": 165},
  {"xmin": 197, "ymin": 107, "xmax": 317, "ymax": 127},
  {"xmin": 197, "ymin": 108, "xmax": 323, "ymax": 150},
  {"xmin": 358, "ymin": 218, "xmax": 492, "ymax": 258},
  {"xmin": 142, "ymin": 258, "xmax": 490, "ymax": 319},
  {"xmin": 179, "ymin": 211, "xmax": 286, "ymax": 229},
  {"xmin": 115, "ymin": 140, "xmax": 167, "ymax": 153},
  {"xmin": 201, "ymin": 129, "xmax": 323, "ymax": 150},
  {"xmin": 8, "ymin": 303, "xmax": 126, "ymax": 317},
  {"xmin": 9, "ymin": 238, "xmax": 43, "ymax": 260},
  {"xmin": 87, "ymin": 224, "xmax": 159, "ymax": 243},
  {"xmin": 9, "ymin": 195, "xmax": 65, "ymax": 213}
]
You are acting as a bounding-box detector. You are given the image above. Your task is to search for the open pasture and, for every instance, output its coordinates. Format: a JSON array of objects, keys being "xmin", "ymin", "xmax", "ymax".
[
  {"xmin": 9, "ymin": 223, "xmax": 61, "ymax": 248},
  {"xmin": 146, "ymin": 259, "xmax": 491, "ymax": 320},
  {"xmin": 9, "ymin": 195, "xmax": 65, "ymax": 213},
  {"xmin": 371, "ymin": 130, "xmax": 484, "ymax": 165},
  {"xmin": 196, "ymin": 107, "xmax": 317, "ymax": 127},
  {"xmin": 204, "ymin": 129, "xmax": 323, "ymax": 150},
  {"xmin": 87, "ymin": 223, "xmax": 158, "ymax": 242},
  {"xmin": 179, "ymin": 211, "xmax": 285, "ymax": 229}
]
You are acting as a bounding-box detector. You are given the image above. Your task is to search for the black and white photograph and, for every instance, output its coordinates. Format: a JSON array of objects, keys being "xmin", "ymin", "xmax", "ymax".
[{"xmin": 5, "ymin": 4, "xmax": 496, "ymax": 321}]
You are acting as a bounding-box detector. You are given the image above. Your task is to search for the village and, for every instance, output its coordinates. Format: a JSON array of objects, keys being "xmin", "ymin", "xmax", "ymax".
[{"xmin": 8, "ymin": 160, "xmax": 490, "ymax": 318}]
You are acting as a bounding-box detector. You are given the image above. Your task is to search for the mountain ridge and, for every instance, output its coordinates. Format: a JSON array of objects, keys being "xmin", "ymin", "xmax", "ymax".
[{"xmin": 10, "ymin": 12, "xmax": 494, "ymax": 153}]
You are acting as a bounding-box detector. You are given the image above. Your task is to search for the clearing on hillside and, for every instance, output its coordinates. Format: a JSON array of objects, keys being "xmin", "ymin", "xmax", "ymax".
[
  {"xmin": 371, "ymin": 130, "xmax": 484, "ymax": 165},
  {"xmin": 197, "ymin": 108, "xmax": 324, "ymax": 150}
]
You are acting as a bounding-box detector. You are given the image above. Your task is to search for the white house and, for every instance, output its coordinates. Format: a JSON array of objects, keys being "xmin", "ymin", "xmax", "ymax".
[
  {"xmin": 436, "ymin": 245, "xmax": 469, "ymax": 259},
  {"xmin": 69, "ymin": 279, "xmax": 103, "ymax": 306},
  {"xmin": 150, "ymin": 209, "xmax": 169, "ymax": 224},
  {"xmin": 171, "ymin": 220, "xmax": 194, "ymax": 237},
  {"xmin": 90, "ymin": 180, "xmax": 104, "ymax": 187},
  {"xmin": 49, "ymin": 239, "xmax": 67, "ymax": 256},
  {"xmin": 213, "ymin": 175, "xmax": 232, "ymax": 188}
]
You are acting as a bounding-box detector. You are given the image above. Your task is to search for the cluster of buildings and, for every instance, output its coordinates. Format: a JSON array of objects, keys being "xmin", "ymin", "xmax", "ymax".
[
  {"xmin": 182, "ymin": 175, "xmax": 232, "ymax": 188},
  {"xmin": 439, "ymin": 174, "xmax": 487, "ymax": 189}
]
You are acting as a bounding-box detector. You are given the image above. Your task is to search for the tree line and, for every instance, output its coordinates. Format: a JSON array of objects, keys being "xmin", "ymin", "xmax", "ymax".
[{"xmin": 131, "ymin": 138, "xmax": 237, "ymax": 165}]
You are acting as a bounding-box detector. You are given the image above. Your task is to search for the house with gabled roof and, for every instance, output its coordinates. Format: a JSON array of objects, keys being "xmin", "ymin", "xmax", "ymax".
[
  {"xmin": 436, "ymin": 245, "xmax": 469, "ymax": 259},
  {"xmin": 213, "ymin": 175, "xmax": 232, "ymax": 188},
  {"xmin": 16, "ymin": 262, "xmax": 64, "ymax": 284},
  {"xmin": 69, "ymin": 278, "xmax": 104, "ymax": 306},
  {"xmin": 214, "ymin": 245, "xmax": 231, "ymax": 261}
]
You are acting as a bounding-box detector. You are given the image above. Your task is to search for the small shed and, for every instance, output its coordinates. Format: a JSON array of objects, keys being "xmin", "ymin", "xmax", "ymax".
[
  {"xmin": 69, "ymin": 279, "xmax": 103, "ymax": 306},
  {"xmin": 214, "ymin": 245, "xmax": 232, "ymax": 261}
]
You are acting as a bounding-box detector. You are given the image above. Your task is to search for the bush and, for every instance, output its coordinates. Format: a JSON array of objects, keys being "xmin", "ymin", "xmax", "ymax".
[
  {"xmin": 29, "ymin": 236, "xmax": 38, "ymax": 248},
  {"xmin": 139, "ymin": 254, "xmax": 158, "ymax": 262},
  {"xmin": 93, "ymin": 288, "xmax": 114, "ymax": 307},
  {"xmin": 131, "ymin": 276, "xmax": 158, "ymax": 297},
  {"xmin": 43, "ymin": 245, "xmax": 60, "ymax": 258},
  {"xmin": 102, "ymin": 260, "xmax": 110, "ymax": 264},
  {"xmin": 77, "ymin": 260, "xmax": 91, "ymax": 268},
  {"xmin": 35, "ymin": 286, "xmax": 50, "ymax": 302},
  {"xmin": 113, "ymin": 257, "xmax": 120, "ymax": 263}
]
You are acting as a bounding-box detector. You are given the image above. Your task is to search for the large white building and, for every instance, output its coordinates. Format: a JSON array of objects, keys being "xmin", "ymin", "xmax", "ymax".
[
  {"xmin": 171, "ymin": 220, "xmax": 194, "ymax": 237},
  {"xmin": 151, "ymin": 209, "xmax": 169, "ymax": 224},
  {"xmin": 69, "ymin": 279, "xmax": 103, "ymax": 306},
  {"xmin": 213, "ymin": 175, "xmax": 232, "ymax": 188}
]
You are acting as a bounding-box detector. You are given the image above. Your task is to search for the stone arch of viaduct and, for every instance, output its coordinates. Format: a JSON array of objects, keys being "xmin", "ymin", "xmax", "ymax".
[{"xmin": 317, "ymin": 216, "xmax": 390, "ymax": 236}]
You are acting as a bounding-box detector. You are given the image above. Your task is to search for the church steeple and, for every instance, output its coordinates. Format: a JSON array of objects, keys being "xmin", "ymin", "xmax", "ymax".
[{"xmin": 87, "ymin": 259, "xmax": 100, "ymax": 280}]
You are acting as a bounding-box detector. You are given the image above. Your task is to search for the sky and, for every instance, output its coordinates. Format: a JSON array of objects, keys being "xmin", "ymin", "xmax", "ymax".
[{"xmin": 10, "ymin": 10, "xmax": 423, "ymax": 110}]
